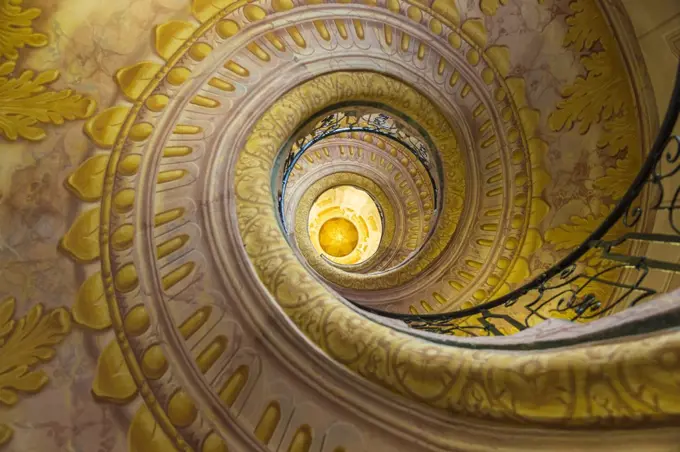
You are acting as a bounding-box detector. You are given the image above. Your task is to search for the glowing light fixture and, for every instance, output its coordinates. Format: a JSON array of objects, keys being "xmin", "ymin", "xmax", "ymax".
[{"xmin": 308, "ymin": 185, "xmax": 383, "ymax": 265}]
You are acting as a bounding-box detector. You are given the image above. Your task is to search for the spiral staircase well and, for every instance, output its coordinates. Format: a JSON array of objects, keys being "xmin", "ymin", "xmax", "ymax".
[{"xmin": 1, "ymin": 0, "xmax": 680, "ymax": 451}]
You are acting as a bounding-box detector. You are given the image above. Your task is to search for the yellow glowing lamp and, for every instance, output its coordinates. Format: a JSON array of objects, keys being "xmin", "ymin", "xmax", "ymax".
[{"xmin": 318, "ymin": 218, "xmax": 359, "ymax": 257}]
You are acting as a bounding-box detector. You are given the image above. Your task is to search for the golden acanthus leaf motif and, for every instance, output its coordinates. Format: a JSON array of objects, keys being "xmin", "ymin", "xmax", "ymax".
[
  {"xmin": 0, "ymin": 0, "xmax": 48, "ymax": 60},
  {"xmin": 0, "ymin": 0, "xmax": 96, "ymax": 142},
  {"xmin": 0, "ymin": 61, "xmax": 96, "ymax": 141},
  {"xmin": 545, "ymin": 205, "xmax": 613, "ymax": 251},
  {"xmin": 595, "ymin": 147, "xmax": 642, "ymax": 199},
  {"xmin": 597, "ymin": 109, "xmax": 637, "ymax": 156},
  {"xmin": 0, "ymin": 297, "xmax": 72, "ymax": 447},
  {"xmin": 553, "ymin": 1, "xmax": 631, "ymax": 127},
  {"xmin": 549, "ymin": 52, "xmax": 627, "ymax": 135},
  {"xmin": 594, "ymin": 108, "xmax": 641, "ymax": 199},
  {"xmin": 476, "ymin": 0, "xmax": 640, "ymax": 322},
  {"xmin": 542, "ymin": 0, "xmax": 642, "ymax": 318},
  {"xmin": 562, "ymin": 0, "xmax": 604, "ymax": 53},
  {"xmin": 550, "ymin": 0, "xmax": 640, "ymax": 200}
]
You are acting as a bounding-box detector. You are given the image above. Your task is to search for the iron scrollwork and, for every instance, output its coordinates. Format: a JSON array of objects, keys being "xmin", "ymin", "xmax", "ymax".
[
  {"xmin": 282, "ymin": 110, "xmax": 433, "ymax": 175},
  {"xmin": 357, "ymin": 63, "xmax": 680, "ymax": 338},
  {"xmin": 278, "ymin": 109, "xmax": 438, "ymax": 231}
]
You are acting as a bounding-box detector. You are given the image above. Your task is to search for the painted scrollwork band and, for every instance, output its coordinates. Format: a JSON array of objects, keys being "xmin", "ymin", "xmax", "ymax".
[{"xmin": 235, "ymin": 68, "xmax": 680, "ymax": 426}]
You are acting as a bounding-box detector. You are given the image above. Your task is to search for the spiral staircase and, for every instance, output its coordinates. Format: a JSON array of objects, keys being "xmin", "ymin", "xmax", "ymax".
[{"xmin": 1, "ymin": 0, "xmax": 680, "ymax": 450}]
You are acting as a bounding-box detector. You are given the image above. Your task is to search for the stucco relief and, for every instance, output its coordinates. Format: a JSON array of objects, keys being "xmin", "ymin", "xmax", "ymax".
[{"xmin": 0, "ymin": 0, "xmax": 675, "ymax": 451}]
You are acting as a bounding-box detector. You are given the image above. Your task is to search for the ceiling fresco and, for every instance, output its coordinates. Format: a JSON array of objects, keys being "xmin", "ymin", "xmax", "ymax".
[{"xmin": 309, "ymin": 185, "xmax": 383, "ymax": 264}]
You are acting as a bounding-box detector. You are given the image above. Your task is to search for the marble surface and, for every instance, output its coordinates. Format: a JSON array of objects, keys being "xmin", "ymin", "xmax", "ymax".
[
  {"xmin": 0, "ymin": 0, "xmax": 187, "ymax": 450},
  {"xmin": 0, "ymin": 0, "xmax": 675, "ymax": 450}
]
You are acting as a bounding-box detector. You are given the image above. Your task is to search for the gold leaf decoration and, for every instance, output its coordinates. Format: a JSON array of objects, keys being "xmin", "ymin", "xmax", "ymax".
[
  {"xmin": 545, "ymin": 205, "xmax": 613, "ymax": 250},
  {"xmin": 92, "ymin": 340, "xmax": 137, "ymax": 404},
  {"xmin": 128, "ymin": 403, "xmax": 175, "ymax": 452},
  {"xmin": 72, "ymin": 272, "xmax": 111, "ymax": 331},
  {"xmin": 549, "ymin": 0, "xmax": 640, "ymax": 203},
  {"xmin": 66, "ymin": 154, "xmax": 110, "ymax": 202},
  {"xmin": 460, "ymin": 18, "xmax": 487, "ymax": 48},
  {"xmin": 192, "ymin": 0, "xmax": 238, "ymax": 23},
  {"xmin": 0, "ymin": 1, "xmax": 89, "ymax": 414},
  {"xmin": 0, "ymin": 0, "xmax": 48, "ymax": 60},
  {"xmin": 531, "ymin": 167, "xmax": 551, "ymax": 196},
  {"xmin": 505, "ymin": 77, "xmax": 527, "ymax": 109},
  {"xmin": 479, "ymin": 0, "xmax": 506, "ymax": 17},
  {"xmin": 60, "ymin": 207, "xmax": 101, "ymax": 262},
  {"xmin": 520, "ymin": 228, "xmax": 543, "ymax": 257},
  {"xmin": 0, "ymin": 61, "xmax": 96, "ymax": 141},
  {"xmin": 530, "ymin": 198, "xmax": 550, "ymax": 225},
  {"xmin": 597, "ymin": 108, "xmax": 638, "ymax": 155},
  {"xmin": 519, "ymin": 108, "xmax": 540, "ymax": 137},
  {"xmin": 0, "ymin": 297, "xmax": 71, "ymax": 409},
  {"xmin": 432, "ymin": 0, "xmax": 460, "ymax": 25},
  {"xmin": 550, "ymin": 0, "xmax": 628, "ymax": 135},
  {"xmin": 155, "ymin": 21, "xmax": 197, "ymax": 61},
  {"xmin": 562, "ymin": 0, "xmax": 603, "ymax": 52},
  {"xmin": 484, "ymin": 45, "xmax": 510, "ymax": 77},
  {"xmin": 541, "ymin": 0, "xmax": 642, "ymax": 320},
  {"xmin": 505, "ymin": 257, "xmax": 530, "ymax": 284},
  {"xmin": 0, "ymin": 298, "xmax": 14, "ymax": 338},
  {"xmin": 548, "ymin": 52, "xmax": 627, "ymax": 134},
  {"xmin": 115, "ymin": 62, "xmax": 162, "ymax": 101},
  {"xmin": 0, "ymin": 423, "xmax": 12, "ymax": 447},
  {"xmin": 539, "ymin": 0, "xmax": 641, "ymax": 319},
  {"xmin": 84, "ymin": 106, "xmax": 131, "ymax": 148},
  {"xmin": 595, "ymin": 146, "xmax": 642, "ymax": 199}
]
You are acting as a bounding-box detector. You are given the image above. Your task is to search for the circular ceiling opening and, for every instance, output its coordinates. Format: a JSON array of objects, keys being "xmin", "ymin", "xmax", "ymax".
[
  {"xmin": 308, "ymin": 185, "xmax": 383, "ymax": 265},
  {"xmin": 318, "ymin": 218, "xmax": 359, "ymax": 258}
]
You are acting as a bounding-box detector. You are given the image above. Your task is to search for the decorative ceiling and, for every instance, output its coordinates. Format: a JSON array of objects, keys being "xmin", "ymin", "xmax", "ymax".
[
  {"xmin": 309, "ymin": 185, "xmax": 383, "ymax": 264},
  {"xmin": 1, "ymin": 0, "xmax": 679, "ymax": 451}
]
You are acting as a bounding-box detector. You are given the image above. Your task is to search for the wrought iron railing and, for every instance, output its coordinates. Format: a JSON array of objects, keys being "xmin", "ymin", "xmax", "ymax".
[
  {"xmin": 276, "ymin": 107, "xmax": 441, "ymax": 232},
  {"xmin": 356, "ymin": 63, "xmax": 680, "ymax": 337}
]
